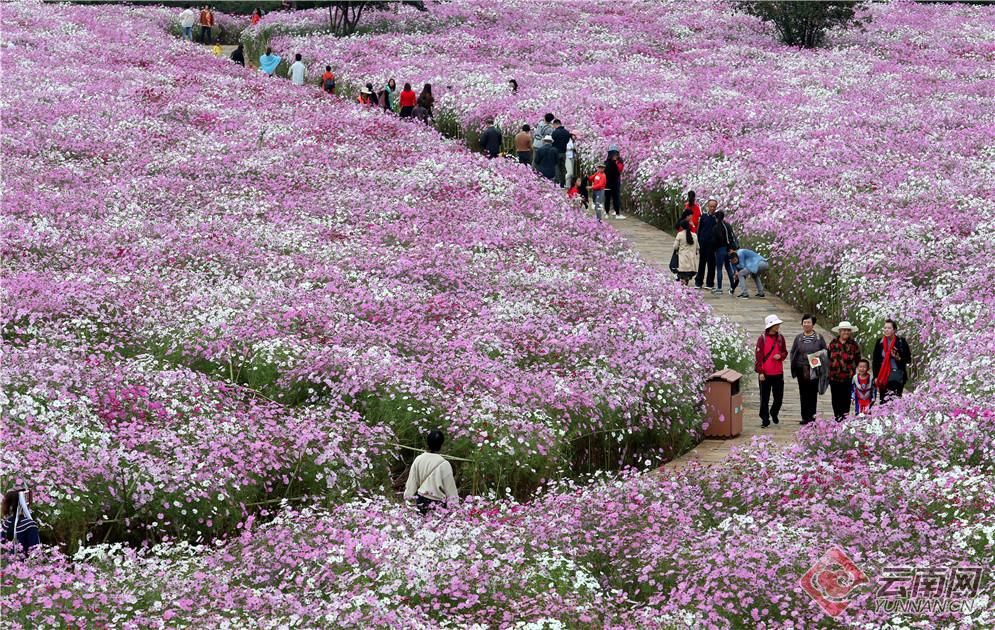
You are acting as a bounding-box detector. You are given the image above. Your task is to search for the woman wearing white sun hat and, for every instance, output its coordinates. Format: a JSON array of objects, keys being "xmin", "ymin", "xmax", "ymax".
[
  {"xmin": 828, "ymin": 321, "xmax": 861, "ymax": 421},
  {"xmin": 754, "ymin": 314, "xmax": 787, "ymax": 428}
]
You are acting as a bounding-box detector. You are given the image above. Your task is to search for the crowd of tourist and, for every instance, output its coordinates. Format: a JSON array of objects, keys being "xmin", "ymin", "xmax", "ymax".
[{"xmin": 754, "ymin": 315, "xmax": 912, "ymax": 428}]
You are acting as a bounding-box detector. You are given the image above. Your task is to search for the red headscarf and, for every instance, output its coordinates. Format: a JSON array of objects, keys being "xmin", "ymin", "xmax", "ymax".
[{"xmin": 875, "ymin": 335, "xmax": 895, "ymax": 389}]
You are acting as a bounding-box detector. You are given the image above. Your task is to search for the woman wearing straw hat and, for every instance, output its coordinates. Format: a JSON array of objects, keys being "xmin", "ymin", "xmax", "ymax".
[
  {"xmin": 755, "ymin": 314, "xmax": 788, "ymax": 428},
  {"xmin": 828, "ymin": 321, "xmax": 861, "ymax": 421}
]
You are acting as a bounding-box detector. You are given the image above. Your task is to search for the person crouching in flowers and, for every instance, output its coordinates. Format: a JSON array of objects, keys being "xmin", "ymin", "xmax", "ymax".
[
  {"xmin": 2, "ymin": 488, "xmax": 40, "ymax": 555},
  {"xmin": 404, "ymin": 430, "xmax": 458, "ymax": 515},
  {"xmin": 852, "ymin": 359, "xmax": 876, "ymax": 415}
]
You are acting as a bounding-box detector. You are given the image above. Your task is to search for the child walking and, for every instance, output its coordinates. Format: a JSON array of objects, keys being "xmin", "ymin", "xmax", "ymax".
[
  {"xmin": 588, "ymin": 165, "xmax": 606, "ymax": 222},
  {"xmin": 852, "ymin": 359, "xmax": 876, "ymax": 415}
]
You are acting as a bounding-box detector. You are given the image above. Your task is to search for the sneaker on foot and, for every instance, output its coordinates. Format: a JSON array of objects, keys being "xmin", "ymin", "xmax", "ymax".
[
  {"xmin": 761, "ymin": 421, "xmax": 770, "ymax": 428},
  {"xmin": 755, "ymin": 292, "xmax": 766, "ymax": 298},
  {"xmin": 615, "ymin": 214, "xmax": 626, "ymax": 219},
  {"xmin": 738, "ymin": 293, "xmax": 749, "ymax": 299},
  {"xmin": 710, "ymin": 288, "xmax": 722, "ymax": 294},
  {"xmin": 728, "ymin": 288, "xmax": 736, "ymax": 296},
  {"xmin": 772, "ymin": 416, "xmax": 779, "ymax": 425}
]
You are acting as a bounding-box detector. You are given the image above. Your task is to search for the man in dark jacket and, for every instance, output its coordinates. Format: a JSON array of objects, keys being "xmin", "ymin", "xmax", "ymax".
[
  {"xmin": 871, "ymin": 318, "xmax": 912, "ymax": 403},
  {"xmin": 534, "ymin": 135, "xmax": 558, "ymax": 181},
  {"xmin": 550, "ymin": 119, "xmax": 571, "ymax": 187},
  {"xmin": 695, "ymin": 197, "xmax": 718, "ymax": 289},
  {"xmin": 479, "ymin": 117, "xmax": 502, "ymax": 159},
  {"xmin": 712, "ymin": 210, "xmax": 737, "ymax": 294}
]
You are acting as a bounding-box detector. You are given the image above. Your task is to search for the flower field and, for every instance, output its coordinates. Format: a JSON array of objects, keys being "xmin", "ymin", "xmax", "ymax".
[
  {"xmin": 1, "ymin": 0, "xmax": 742, "ymax": 555},
  {"xmin": 2, "ymin": 0, "xmax": 994, "ymax": 628}
]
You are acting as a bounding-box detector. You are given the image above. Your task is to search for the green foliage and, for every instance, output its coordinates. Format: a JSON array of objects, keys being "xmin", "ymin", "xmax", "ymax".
[{"xmin": 737, "ymin": 1, "xmax": 869, "ymax": 48}]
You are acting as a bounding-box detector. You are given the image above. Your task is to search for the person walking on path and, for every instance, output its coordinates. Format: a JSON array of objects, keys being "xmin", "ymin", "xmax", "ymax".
[
  {"xmin": 755, "ymin": 314, "xmax": 788, "ymax": 428},
  {"xmin": 418, "ymin": 84, "xmax": 434, "ymax": 118},
  {"xmin": 514, "ymin": 125, "xmax": 532, "ymax": 165},
  {"xmin": 179, "ymin": 5, "xmax": 196, "ymax": 41},
  {"xmin": 672, "ymin": 219, "xmax": 699, "ymax": 285},
  {"xmin": 852, "ymin": 359, "xmax": 876, "ymax": 415},
  {"xmin": 588, "ymin": 164, "xmax": 607, "ymax": 222},
  {"xmin": 535, "ymin": 136, "xmax": 558, "ymax": 181},
  {"xmin": 404, "ymin": 430, "xmax": 458, "ymax": 515},
  {"xmin": 684, "ymin": 190, "xmax": 701, "ymax": 233},
  {"xmin": 872, "ymin": 318, "xmax": 912, "ymax": 403},
  {"xmin": 289, "ymin": 54, "xmax": 306, "ymax": 86},
  {"xmin": 230, "ymin": 43, "xmax": 245, "ymax": 67},
  {"xmin": 790, "ymin": 314, "xmax": 828, "ymax": 425},
  {"xmin": 532, "ymin": 113, "xmax": 554, "ymax": 164},
  {"xmin": 479, "ymin": 117, "xmax": 502, "ymax": 159},
  {"xmin": 604, "ymin": 147, "xmax": 625, "ymax": 219},
  {"xmin": 711, "ymin": 210, "xmax": 737, "ymax": 294},
  {"xmin": 727, "ymin": 248, "xmax": 768, "ymax": 298},
  {"xmin": 198, "ymin": 6, "xmax": 214, "ymax": 45},
  {"xmin": 827, "ymin": 321, "xmax": 861, "ymax": 421},
  {"xmin": 1, "ymin": 488, "xmax": 40, "ymax": 555},
  {"xmin": 551, "ymin": 119, "xmax": 570, "ymax": 187},
  {"xmin": 695, "ymin": 197, "xmax": 718, "ymax": 289},
  {"xmin": 321, "ymin": 66, "xmax": 335, "ymax": 94},
  {"xmin": 258, "ymin": 48, "xmax": 281, "ymax": 76}
]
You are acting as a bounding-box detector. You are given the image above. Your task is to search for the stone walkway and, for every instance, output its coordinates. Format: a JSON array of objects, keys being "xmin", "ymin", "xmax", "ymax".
[{"xmin": 603, "ymin": 215, "xmax": 835, "ymax": 470}]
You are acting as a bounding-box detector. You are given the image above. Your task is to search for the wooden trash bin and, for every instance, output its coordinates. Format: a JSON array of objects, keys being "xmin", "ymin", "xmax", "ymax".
[{"xmin": 704, "ymin": 368, "xmax": 743, "ymax": 438}]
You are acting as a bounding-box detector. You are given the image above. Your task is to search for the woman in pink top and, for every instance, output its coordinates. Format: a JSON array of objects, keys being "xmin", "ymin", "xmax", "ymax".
[{"xmin": 755, "ymin": 314, "xmax": 787, "ymax": 428}]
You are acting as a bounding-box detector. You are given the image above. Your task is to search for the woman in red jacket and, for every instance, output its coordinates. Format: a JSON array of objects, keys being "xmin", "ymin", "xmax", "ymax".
[
  {"xmin": 684, "ymin": 190, "xmax": 701, "ymax": 233},
  {"xmin": 755, "ymin": 314, "xmax": 788, "ymax": 428},
  {"xmin": 398, "ymin": 83, "xmax": 417, "ymax": 118}
]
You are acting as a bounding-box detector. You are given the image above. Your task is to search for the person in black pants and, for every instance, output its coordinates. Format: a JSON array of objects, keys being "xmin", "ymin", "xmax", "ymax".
[
  {"xmin": 827, "ymin": 321, "xmax": 861, "ymax": 421},
  {"xmin": 872, "ymin": 318, "xmax": 912, "ymax": 403},
  {"xmin": 550, "ymin": 119, "xmax": 570, "ymax": 187},
  {"xmin": 789, "ymin": 314, "xmax": 827, "ymax": 425},
  {"xmin": 755, "ymin": 315, "xmax": 787, "ymax": 427},
  {"xmin": 695, "ymin": 197, "xmax": 717, "ymax": 289},
  {"xmin": 604, "ymin": 147, "xmax": 625, "ymax": 219}
]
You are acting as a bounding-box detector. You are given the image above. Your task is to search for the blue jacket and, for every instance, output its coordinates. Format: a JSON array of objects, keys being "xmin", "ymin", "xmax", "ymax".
[
  {"xmin": 698, "ymin": 213, "xmax": 717, "ymax": 247},
  {"xmin": 733, "ymin": 249, "xmax": 767, "ymax": 274}
]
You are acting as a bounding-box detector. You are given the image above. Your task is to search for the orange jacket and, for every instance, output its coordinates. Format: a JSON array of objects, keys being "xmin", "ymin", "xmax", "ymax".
[{"xmin": 588, "ymin": 172, "xmax": 607, "ymax": 191}]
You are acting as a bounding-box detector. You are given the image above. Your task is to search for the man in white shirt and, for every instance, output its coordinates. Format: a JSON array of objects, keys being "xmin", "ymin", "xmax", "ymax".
[
  {"xmin": 178, "ymin": 4, "xmax": 196, "ymax": 41},
  {"xmin": 404, "ymin": 430, "xmax": 458, "ymax": 514},
  {"xmin": 289, "ymin": 53, "xmax": 306, "ymax": 86}
]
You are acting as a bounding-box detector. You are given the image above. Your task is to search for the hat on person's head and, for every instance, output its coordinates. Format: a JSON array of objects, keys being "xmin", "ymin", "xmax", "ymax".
[
  {"xmin": 608, "ymin": 144, "xmax": 619, "ymax": 152},
  {"xmin": 360, "ymin": 88, "xmax": 372, "ymax": 95},
  {"xmin": 707, "ymin": 196, "xmax": 718, "ymax": 203},
  {"xmin": 764, "ymin": 314, "xmax": 783, "ymax": 330},
  {"xmin": 832, "ymin": 321, "xmax": 859, "ymax": 334},
  {"xmin": 542, "ymin": 135, "xmax": 553, "ymax": 142}
]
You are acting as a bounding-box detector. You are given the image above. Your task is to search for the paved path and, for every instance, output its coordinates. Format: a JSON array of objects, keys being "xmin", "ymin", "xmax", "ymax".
[{"xmin": 602, "ymin": 215, "xmax": 835, "ymax": 470}]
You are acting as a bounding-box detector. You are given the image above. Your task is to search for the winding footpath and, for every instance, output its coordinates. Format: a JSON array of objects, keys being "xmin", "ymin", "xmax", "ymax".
[
  {"xmin": 608, "ymin": 216, "xmax": 835, "ymax": 471},
  {"xmin": 212, "ymin": 42, "xmax": 835, "ymax": 472}
]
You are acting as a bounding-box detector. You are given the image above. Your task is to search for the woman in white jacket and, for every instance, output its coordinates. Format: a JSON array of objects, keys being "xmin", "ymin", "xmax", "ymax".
[{"xmin": 673, "ymin": 218, "xmax": 699, "ymax": 285}]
